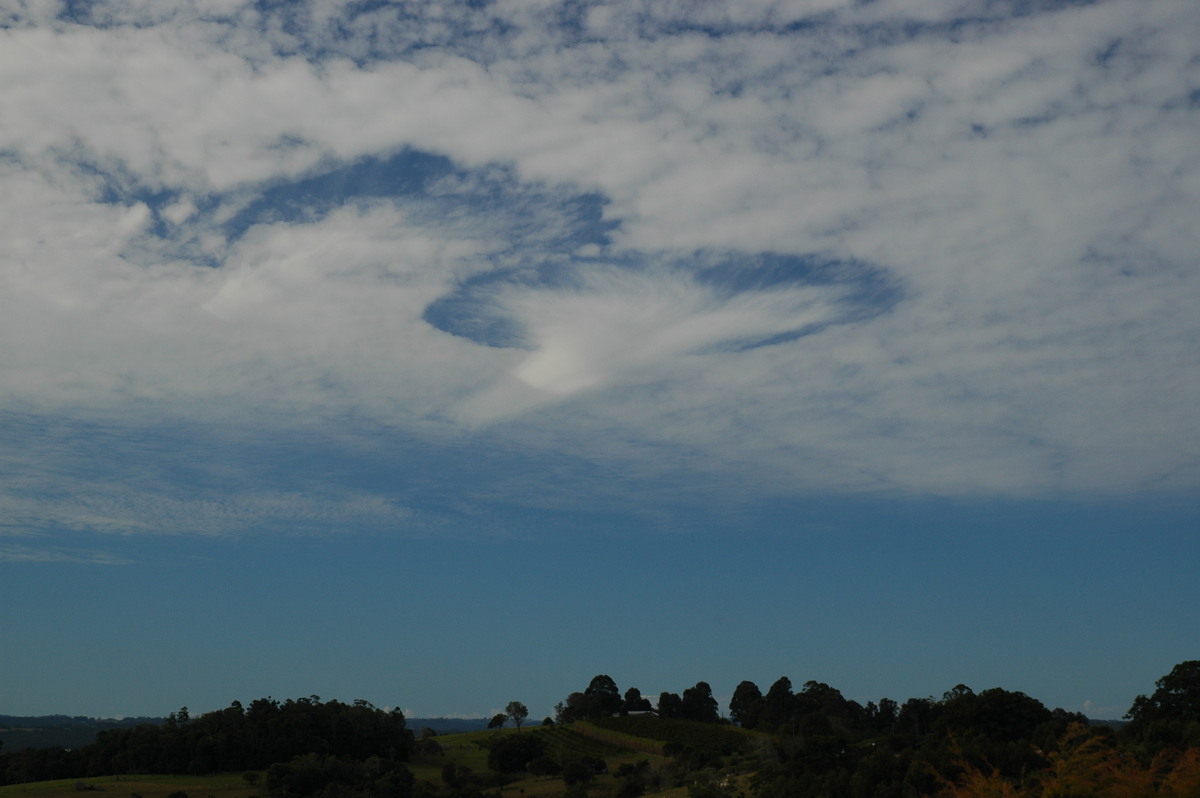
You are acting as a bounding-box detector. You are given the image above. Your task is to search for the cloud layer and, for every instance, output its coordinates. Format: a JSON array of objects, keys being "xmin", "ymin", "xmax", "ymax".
[{"xmin": 1, "ymin": 0, "xmax": 1198, "ymax": 542}]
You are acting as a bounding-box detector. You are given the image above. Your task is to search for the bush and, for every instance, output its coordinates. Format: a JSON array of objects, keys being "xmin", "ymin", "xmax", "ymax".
[
  {"xmin": 485, "ymin": 734, "xmax": 544, "ymax": 774},
  {"xmin": 265, "ymin": 753, "xmax": 413, "ymax": 798},
  {"xmin": 561, "ymin": 757, "xmax": 607, "ymax": 785}
]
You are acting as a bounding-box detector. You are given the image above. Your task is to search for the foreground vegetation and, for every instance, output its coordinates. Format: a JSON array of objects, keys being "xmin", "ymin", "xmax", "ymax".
[
  {"xmin": 3, "ymin": 661, "xmax": 1199, "ymax": 797},
  {"xmin": 0, "ymin": 773, "xmax": 260, "ymax": 798}
]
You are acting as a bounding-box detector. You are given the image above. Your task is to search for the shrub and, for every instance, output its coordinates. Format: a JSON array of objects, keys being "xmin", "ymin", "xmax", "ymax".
[{"xmin": 486, "ymin": 733, "xmax": 544, "ymax": 774}]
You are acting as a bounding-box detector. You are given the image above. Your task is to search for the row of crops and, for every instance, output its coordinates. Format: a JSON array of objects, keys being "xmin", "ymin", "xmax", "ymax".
[
  {"xmin": 568, "ymin": 721, "xmax": 667, "ymax": 756},
  {"xmin": 532, "ymin": 725, "xmax": 633, "ymax": 760}
]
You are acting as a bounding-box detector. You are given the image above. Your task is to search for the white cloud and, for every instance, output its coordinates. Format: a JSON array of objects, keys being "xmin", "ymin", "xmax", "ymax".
[
  {"xmin": 0, "ymin": 0, "xmax": 61, "ymax": 26},
  {"xmin": 506, "ymin": 267, "xmax": 845, "ymax": 395},
  {"xmin": 0, "ymin": 0, "xmax": 1197, "ymax": 541}
]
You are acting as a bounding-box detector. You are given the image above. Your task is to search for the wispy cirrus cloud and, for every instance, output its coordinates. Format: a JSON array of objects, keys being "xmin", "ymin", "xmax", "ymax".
[{"xmin": 0, "ymin": 543, "xmax": 132, "ymax": 565}]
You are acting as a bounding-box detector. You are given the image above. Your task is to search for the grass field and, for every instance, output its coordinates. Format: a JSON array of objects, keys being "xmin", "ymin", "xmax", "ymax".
[
  {"xmin": 1, "ymin": 719, "xmax": 739, "ymax": 798},
  {"xmin": 0, "ymin": 774, "xmax": 260, "ymax": 798}
]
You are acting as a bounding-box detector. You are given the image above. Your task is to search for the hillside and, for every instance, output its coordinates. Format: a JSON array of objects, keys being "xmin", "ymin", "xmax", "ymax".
[
  {"xmin": 0, "ymin": 717, "xmax": 164, "ymax": 752},
  {"xmin": 2, "ymin": 662, "xmax": 1194, "ymax": 798}
]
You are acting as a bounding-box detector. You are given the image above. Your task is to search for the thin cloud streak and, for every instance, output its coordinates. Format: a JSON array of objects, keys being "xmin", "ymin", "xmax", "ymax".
[{"xmin": 0, "ymin": 542, "xmax": 131, "ymax": 565}]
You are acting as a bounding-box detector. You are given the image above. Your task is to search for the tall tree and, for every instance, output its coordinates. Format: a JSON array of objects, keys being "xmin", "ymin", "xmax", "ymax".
[
  {"xmin": 943, "ymin": 684, "xmax": 975, "ymax": 702},
  {"xmin": 760, "ymin": 677, "xmax": 795, "ymax": 732},
  {"xmin": 937, "ymin": 687, "xmax": 1051, "ymax": 743},
  {"xmin": 681, "ymin": 681, "xmax": 720, "ymax": 722},
  {"xmin": 1124, "ymin": 660, "xmax": 1200, "ymax": 752},
  {"xmin": 556, "ymin": 692, "xmax": 599, "ymax": 723},
  {"xmin": 729, "ymin": 681, "xmax": 765, "ymax": 729},
  {"xmin": 796, "ymin": 680, "xmax": 850, "ymax": 723},
  {"xmin": 623, "ymin": 687, "xmax": 653, "ymax": 714},
  {"xmin": 585, "ymin": 675, "xmax": 622, "ymax": 717},
  {"xmin": 898, "ymin": 697, "xmax": 938, "ymax": 737},
  {"xmin": 657, "ymin": 692, "xmax": 683, "ymax": 719},
  {"xmin": 868, "ymin": 697, "xmax": 899, "ymax": 733}
]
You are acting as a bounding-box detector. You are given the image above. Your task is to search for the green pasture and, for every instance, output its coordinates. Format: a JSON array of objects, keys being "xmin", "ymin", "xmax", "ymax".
[{"xmin": 0, "ymin": 773, "xmax": 260, "ymax": 798}]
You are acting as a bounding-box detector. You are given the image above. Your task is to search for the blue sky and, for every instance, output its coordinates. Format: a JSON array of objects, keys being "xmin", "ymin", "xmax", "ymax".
[{"xmin": 1, "ymin": 0, "xmax": 1198, "ymax": 723}]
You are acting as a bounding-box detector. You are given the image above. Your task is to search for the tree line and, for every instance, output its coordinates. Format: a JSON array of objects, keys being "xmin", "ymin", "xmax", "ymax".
[
  {"xmin": 2, "ymin": 661, "xmax": 1198, "ymax": 797},
  {"xmin": 553, "ymin": 675, "xmax": 720, "ymax": 724},
  {"xmin": 0, "ymin": 696, "xmax": 412, "ymax": 786},
  {"xmin": 545, "ymin": 662, "xmax": 1200, "ymax": 797}
]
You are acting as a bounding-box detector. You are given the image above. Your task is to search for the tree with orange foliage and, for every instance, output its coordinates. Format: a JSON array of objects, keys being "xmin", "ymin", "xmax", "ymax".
[{"xmin": 938, "ymin": 722, "xmax": 1200, "ymax": 798}]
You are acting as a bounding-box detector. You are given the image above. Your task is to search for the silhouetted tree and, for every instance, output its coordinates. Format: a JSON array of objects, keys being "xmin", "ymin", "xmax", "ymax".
[
  {"xmin": 69, "ymin": 696, "xmax": 413, "ymax": 777},
  {"xmin": 556, "ymin": 692, "xmax": 600, "ymax": 723},
  {"xmin": 865, "ymin": 697, "xmax": 898, "ymax": 733},
  {"xmin": 796, "ymin": 681, "xmax": 850, "ymax": 724},
  {"xmin": 586, "ymin": 675, "xmax": 622, "ymax": 717},
  {"xmin": 657, "ymin": 692, "xmax": 683, "ymax": 719},
  {"xmin": 623, "ymin": 687, "xmax": 653, "ymax": 714},
  {"xmin": 760, "ymin": 677, "xmax": 795, "ymax": 732},
  {"xmin": 1124, "ymin": 660, "xmax": 1200, "ymax": 753},
  {"xmin": 730, "ymin": 681, "xmax": 764, "ymax": 729},
  {"xmin": 505, "ymin": 701, "xmax": 528, "ymax": 731},
  {"xmin": 937, "ymin": 686, "xmax": 1051, "ymax": 744},
  {"xmin": 681, "ymin": 681, "xmax": 720, "ymax": 722},
  {"xmin": 897, "ymin": 697, "xmax": 938, "ymax": 737}
]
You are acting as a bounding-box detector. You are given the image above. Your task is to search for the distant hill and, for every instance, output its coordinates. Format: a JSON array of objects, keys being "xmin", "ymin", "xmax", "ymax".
[
  {"xmin": 407, "ymin": 717, "xmax": 490, "ymax": 734},
  {"xmin": 0, "ymin": 714, "xmax": 492, "ymax": 751},
  {"xmin": 0, "ymin": 715, "xmax": 164, "ymax": 751},
  {"xmin": 1087, "ymin": 718, "xmax": 1128, "ymax": 731}
]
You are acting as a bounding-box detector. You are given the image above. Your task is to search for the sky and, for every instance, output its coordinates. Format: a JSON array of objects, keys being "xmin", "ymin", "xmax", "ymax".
[{"xmin": 1, "ymin": 0, "xmax": 1198, "ymax": 724}]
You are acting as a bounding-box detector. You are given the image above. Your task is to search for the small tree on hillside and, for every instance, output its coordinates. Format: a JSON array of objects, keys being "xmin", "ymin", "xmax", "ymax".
[
  {"xmin": 488, "ymin": 713, "xmax": 506, "ymax": 730},
  {"xmin": 506, "ymin": 701, "xmax": 529, "ymax": 731}
]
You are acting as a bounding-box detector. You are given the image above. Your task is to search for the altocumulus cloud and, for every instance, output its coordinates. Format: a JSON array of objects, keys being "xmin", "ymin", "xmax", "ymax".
[{"xmin": 0, "ymin": 0, "xmax": 1197, "ymax": 547}]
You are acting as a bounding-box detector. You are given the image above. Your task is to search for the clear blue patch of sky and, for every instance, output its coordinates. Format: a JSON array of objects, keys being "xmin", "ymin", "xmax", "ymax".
[
  {"xmin": 222, "ymin": 149, "xmax": 456, "ymax": 240},
  {"xmin": 224, "ymin": 148, "xmax": 617, "ymax": 254},
  {"xmin": 4, "ymin": 492, "xmax": 1196, "ymax": 719}
]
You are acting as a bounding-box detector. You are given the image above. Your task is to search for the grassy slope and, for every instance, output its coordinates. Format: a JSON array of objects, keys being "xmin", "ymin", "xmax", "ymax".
[
  {"xmin": 2, "ymin": 719, "xmax": 739, "ymax": 798},
  {"xmin": 0, "ymin": 774, "xmax": 260, "ymax": 798},
  {"xmin": 410, "ymin": 725, "xmax": 664, "ymax": 796}
]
